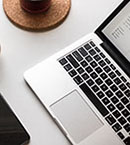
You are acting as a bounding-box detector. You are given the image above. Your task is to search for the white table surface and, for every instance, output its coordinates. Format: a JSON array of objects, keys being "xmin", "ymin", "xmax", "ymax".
[{"xmin": 0, "ymin": 0, "xmax": 123, "ymax": 144}]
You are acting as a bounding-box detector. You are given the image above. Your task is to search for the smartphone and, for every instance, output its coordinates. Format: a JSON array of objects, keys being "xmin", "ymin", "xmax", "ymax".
[{"xmin": 0, "ymin": 93, "xmax": 30, "ymax": 145}]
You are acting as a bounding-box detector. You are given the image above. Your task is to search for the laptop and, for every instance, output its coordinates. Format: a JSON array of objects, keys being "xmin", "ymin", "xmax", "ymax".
[{"xmin": 24, "ymin": 0, "xmax": 130, "ymax": 145}]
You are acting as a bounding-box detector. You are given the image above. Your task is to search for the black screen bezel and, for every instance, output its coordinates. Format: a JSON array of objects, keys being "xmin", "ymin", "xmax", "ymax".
[{"xmin": 95, "ymin": 0, "xmax": 130, "ymax": 77}]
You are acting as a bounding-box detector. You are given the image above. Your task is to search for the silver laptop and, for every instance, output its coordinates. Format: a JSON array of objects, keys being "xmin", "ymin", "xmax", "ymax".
[{"xmin": 24, "ymin": 0, "xmax": 130, "ymax": 145}]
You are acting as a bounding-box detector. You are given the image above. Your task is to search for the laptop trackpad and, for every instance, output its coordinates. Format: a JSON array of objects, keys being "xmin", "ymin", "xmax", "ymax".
[{"xmin": 51, "ymin": 90, "xmax": 103, "ymax": 143}]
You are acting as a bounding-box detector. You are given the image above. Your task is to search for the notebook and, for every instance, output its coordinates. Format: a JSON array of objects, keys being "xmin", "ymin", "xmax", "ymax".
[{"xmin": 24, "ymin": 0, "xmax": 130, "ymax": 145}]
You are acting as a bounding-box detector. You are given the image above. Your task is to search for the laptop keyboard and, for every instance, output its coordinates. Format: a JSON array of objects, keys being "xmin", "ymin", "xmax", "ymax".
[{"xmin": 59, "ymin": 40, "xmax": 130, "ymax": 145}]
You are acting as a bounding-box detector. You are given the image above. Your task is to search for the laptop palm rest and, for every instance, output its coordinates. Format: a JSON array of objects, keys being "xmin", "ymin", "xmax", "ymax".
[{"xmin": 50, "ymin": 90, "xmax": 103, "ymax": 143}]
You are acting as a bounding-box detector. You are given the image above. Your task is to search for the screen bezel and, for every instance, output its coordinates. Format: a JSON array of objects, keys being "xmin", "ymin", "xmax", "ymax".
[{"xmin": 95, "ymin": 0, "xmax": 130, "ymax": 77}]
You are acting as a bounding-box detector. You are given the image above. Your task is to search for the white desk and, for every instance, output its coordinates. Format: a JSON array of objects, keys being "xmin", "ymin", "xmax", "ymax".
[{"xmin": 0, "ymin": 0, "xmax": 123, "ymax": 144}]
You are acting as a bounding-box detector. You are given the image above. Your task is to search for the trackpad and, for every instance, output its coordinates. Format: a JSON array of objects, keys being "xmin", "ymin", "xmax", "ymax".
[{"xmin": 50, "ymin": 90, "xmax": 103, "ymax": 143}]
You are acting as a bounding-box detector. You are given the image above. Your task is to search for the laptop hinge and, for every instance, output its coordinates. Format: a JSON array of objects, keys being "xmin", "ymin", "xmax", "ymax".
[{"xmin": 100, "ymin": 42, "xmax": 130, "ymax": 77}]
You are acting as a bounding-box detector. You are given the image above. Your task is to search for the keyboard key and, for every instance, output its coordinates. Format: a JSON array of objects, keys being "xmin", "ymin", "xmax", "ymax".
[
  {"xmin": 106, "ymin": 90, "xmax": 113, "ymax": 98},
  {"xmin": 86, "ymin": 55, "xmax": 93, "ymax": 62},
  {"xmin": 124, "ymin": 124, "xmax": 130, "ymax": 132},
  {"xmin": 112, "ymin": 123, "xmax": 122, "ymax": 132},
  {"xmin": 121, "ymin": 97, "xmax": 129, "ymax": 105},
  {"xmin": 99, "ymin": 60, "xmax": 106, "ymax": 67},
  {"xmin": 72, "ymin": 51, "xmax": 83, "ymax": 62},
  {"xmin": 118, "ymin": 117, "xmax": 127, "ymax": 125},
  {"xmin": 106, "ymin": 114, "xmax": 116, "ymax": 125},
  {"xmin": 111, "ymin": 96, "xmax": 119, "ymax": 104},
  {"xmin": 94, "ymin": 55, "xmax": 101, "ymax": 61},
  {"xmin": 110, "ymin": 64, "xmax": 116, "ymax": 70},
  {"xmin": 97, "ymin": 91, "xmax": 105, "ymax": 99},
  {"xmin": 122, "ymin": 109, "xmax": 129, "ymax": 117},
  {"xmin": 121, "ymin": 76, "xmax": 127, "ymax": 83},
  {"xmin": 86, "ymin": 79, "xmax": 94, "ymax": 86},
  {"xmin": 69, "ymin": 69, "xmax": 77, "ymax": 77},
  {"xmin": 92, "ymin": 85, "xmax": 100, "ymax": 92},
  {"xmin": 116, "ymin": 103, "xmax": 124, "ymax": 111},
  {"xmin": 80, "ymin": 60, "xmax": 88, "ymax": 68},
  {"xmin": 66, "ymin": 54, "xmax": 79, "ymax": 68},
  {"xmin": 81, "ymin": 73, "xmax": 89, "ymax": 80},
  {"xmin": 124, "ymin": 89, "xmax": 130, "ymax": 98},
  {"xmin": 113, "ymin": 110, "xmax": 121, "ymax": 118},
  {"xmin": 77, "ymin": 67, "xmax": 84, "ymax": 74},
  {"xmin": 84, "ymin": 43, "xmax": 91, "ymax": 50},
  {"xmin": 73, "ymin": 76, "xmax": 83, "ymax": 85},
  {"xmin": 102, "ymin": 97, "xmax": 110, "ymax": 105},
  {"xmin": 89, "ymin": 49, "xmax": 96, "ymax": 56},
  {"xmin": 105, "ymin": 78, "xmax": 113, "ymax": 86},
  {"xmin": 124, "ymin": 137, "xmax": 130, "ymax": 145},
  {"xmin": 109, "ymin": 72, "xmax": 116, "ymax": 79},
  {"xmin": 118, "ymin": 132, "xmax": 125, "ymax": 140},
  {"xmin": 95, "ymin": 78, "xmax": 103, "ymax": 85},
  {"xmin": 114, "ymin": 77, "xmax": 121, "ymax": 85},
  {"xmin": 119, "ymin": 84, "xmax": 127, "ymax": 91},
  {"xmin": 90, "ymin": 72, "xmax": 98, "ymax": 79},
  {"xmin": 104, "ymin": 66, "xmax": 111, "ymax": 73},
  {"xmin": 90, "ymin": 41, "xmax": 96, "ymax": 47},
  {"xmin": 105, "ymin": 58, "xmax": 111, "ymax": 64},
  {"xmin": 100, "ymin": 52, "xmax": 105, "ymax": 58},
  {"xmin": 107, "ymin": 104, "xmax": 116, "ymax": 112},
  {"xmin": 85, "ymin": 66, "xmax": 93, "ymax": 73},
  {"xmin": 78, "ymin": 47, "xmax": 88, "ymax": 57},
  {"xmin": 110, "ymin": 84, "xmax": 118, "ymax": 92},
  {"xmin": 90, "ymin": 61, "xmax": 98, "ymax": 68},
  {"xmin": 116, "ymin": 90, "xmax": 123, "ymax": 98},
  {"xmin": 80, "ymin": 83, "xmax": 109, "ymax": 117},
  {"xmin": 101, "ymin": 84, "xmax": 108, "ymax": 91},
  {"xmin": 115, "ymin": 70, "xmax": 121, "ymax": 76},
  {"xmin": 64, "ymin": 64, "xmax": 72, "ymax": 71},
  {"xmin": 95, "ymin": 67, "xmax": 102, "ymax": 74},
  {"xmin": 100, "ymin": 73, "xmax": 107, "ymax": 80},
  {"xmin": 94, "ymin": 47, "xmax": 100, "ymax": 53},
  {"xmin": 59, "ymin": 58, "xmax": 67, "ymax": 65}
]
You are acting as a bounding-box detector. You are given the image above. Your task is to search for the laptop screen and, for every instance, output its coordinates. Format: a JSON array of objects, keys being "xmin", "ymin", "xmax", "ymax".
[{"xmin": 102, "ymin": 1, "xmax": 130, "ymax": 63}]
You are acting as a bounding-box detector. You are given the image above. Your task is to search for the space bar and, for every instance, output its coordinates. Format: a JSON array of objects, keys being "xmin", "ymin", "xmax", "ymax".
[{"xmin": 80, "ymin": 83, "xmax": 109, "ymax": 117}]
